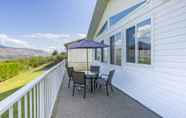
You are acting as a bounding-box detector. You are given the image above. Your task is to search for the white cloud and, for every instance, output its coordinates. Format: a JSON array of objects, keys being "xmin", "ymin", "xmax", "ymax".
[
  {"xmin": 0, "ymin": 32, "xmax": 87, "ymax": 52},
  {"xmin": 24, "ymin": 33, "xmax": 70, "ymax": 39},
  {"xmin": 0, "ymin": 34, "xmax": 30, "ymax": 48},
  {"xmin": 77, "ymin": 33, "xmax": 86, "ymax": 38},
  {"xmin": 23, "ymin": 33, "xmax": 87, "ymax": 52}
]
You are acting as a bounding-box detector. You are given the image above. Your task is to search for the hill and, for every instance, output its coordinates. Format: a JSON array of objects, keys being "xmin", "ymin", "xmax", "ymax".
[{"xmin": 0, "ymin": 45, "xmax": 49, "ymax": 60}]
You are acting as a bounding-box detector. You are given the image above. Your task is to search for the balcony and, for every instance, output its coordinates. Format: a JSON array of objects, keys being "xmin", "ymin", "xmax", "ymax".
[{"xmin": 0, "ymin": 61, "xmax": 161, "ymax": 118}]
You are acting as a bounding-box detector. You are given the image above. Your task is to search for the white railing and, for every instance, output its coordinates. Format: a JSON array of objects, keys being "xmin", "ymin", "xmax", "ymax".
[{"xmin": 0, "ymin": 61, "xmax": 66, "ymax": 118}]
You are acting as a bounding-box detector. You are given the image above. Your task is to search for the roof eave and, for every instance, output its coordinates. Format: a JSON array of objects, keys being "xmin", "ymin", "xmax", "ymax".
[{"xmin": 87, "ymin": 0, "xmax": 109, "ymax": 39}]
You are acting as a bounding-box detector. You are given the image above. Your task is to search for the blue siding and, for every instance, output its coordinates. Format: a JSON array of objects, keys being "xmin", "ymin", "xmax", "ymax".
[{"xmin": 97, "ymin": 21, "xmax": 108, "ymax": 36}]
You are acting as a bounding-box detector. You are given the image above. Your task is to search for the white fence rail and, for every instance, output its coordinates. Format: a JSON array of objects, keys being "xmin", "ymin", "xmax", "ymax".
[{"xmin": 0, "ymin": 61, "xmax": 66, "ymax": 118}]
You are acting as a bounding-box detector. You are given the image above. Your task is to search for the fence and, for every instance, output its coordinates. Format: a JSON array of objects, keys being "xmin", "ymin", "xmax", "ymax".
[{"xmin": 0, "ymin": 61, "xmax": 66, "ymax": 118}]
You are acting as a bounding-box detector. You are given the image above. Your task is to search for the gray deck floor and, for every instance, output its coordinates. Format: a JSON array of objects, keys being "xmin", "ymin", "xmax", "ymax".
[{"xmin": 52, "ymin": 75, "xmax": 161, "ymax": 118}]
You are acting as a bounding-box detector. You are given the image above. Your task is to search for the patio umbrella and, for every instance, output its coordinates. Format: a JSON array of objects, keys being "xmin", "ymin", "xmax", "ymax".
[{"xmin": 67, "ymin": 39, "xmax": 109, "ymax": 71}]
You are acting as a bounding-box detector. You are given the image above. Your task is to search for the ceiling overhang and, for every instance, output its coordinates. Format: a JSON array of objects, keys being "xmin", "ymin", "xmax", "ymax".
[{"xmin": 87, "ymin": 0, "xmax": 109, "ymax": 39}]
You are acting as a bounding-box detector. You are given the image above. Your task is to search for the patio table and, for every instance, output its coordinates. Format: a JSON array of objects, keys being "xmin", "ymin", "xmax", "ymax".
[{"xmin": 82, "ymin": 71, "xmax": 98, "ymax": 93}]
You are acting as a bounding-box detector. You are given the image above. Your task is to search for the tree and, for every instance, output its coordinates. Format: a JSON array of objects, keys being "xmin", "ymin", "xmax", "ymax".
[
  {"xmin": 52, "ymin": 50, "xmax": 58, "ymax": 56},
  {"xmin": 60, "ymin": 52, "xmax": 67, "ymax": 58}
]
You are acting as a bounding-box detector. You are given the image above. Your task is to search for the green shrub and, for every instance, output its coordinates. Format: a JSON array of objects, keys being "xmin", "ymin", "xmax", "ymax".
[
  {"xmin": 0, "ymin": 53, "xmax": 66, "ymax": 82},
  {"xmin": 0, "ymin": 63, "xmax": 26, "ymax": 82}
]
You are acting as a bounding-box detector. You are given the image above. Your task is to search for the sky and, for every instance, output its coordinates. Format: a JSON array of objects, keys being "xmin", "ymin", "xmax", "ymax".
[{"xmin": 0, "ymin": 0, "xmax": 96, "ymax": 52}]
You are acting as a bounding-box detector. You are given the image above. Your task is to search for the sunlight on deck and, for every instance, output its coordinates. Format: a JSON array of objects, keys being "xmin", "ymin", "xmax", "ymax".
[{"xmin": 52, "ymin": 75, "xmax": 161, "ymax": 118}]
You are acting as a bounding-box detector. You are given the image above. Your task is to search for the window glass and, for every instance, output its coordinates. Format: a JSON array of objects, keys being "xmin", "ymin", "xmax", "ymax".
[
  {"xmin": 95, "ymin": 48, "xmax": 101, "ymax": 61},
  {"xmin": 97, "ymin": 48, "xmax": 101, "ymax": 61},
  {"xmin": 126, "ymin": 26, "xmax": 136, "ymax": 63},
  {"xmin": 110, "ymin": 37, "xmax": 114, "ymax": 64},
  {"xmin": 109, "ymin": 1, "xmax": 146, "ymax": 26},
  {"xmin": 110, "ymin": 33, "xmax": 122, "ymax": 65},
  {"xmin": 137, "ymin": 19, "xmax": 151, "ymax": 64},
  {"xmin": 103, "ymin": 41, "xmax": 108, "ymax": 63},
  {"xmin": 94, "ymin": 49, "xmax": 97, "ymax": 60},
  {"xmin": 101, "ymin": 41, "xmax": 104, "ymax": 62}
]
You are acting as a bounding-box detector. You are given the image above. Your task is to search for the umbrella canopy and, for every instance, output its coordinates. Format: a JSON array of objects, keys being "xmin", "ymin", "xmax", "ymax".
[
  {"xmin": 67, "ymin": 39, "xmax": 109, "ymax": 49},
  {"xmin": 66, "ymin": 39, "xmax": 109, "ymax": 71}
]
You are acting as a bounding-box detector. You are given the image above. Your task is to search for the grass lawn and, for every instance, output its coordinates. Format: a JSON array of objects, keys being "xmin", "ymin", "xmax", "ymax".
[
  {"xmin": 0, "ymin": 63, "xmax": 55, "ymax": 118},
  {"xmin": 0, "ymin": 63, "xmax": 49, "ymax": 101}
]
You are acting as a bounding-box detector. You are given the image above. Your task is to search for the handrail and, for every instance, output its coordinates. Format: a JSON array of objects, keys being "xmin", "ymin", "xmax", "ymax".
[{"xmin": 0, "ymin": 60, "xmax": 66, "ymax": 118}]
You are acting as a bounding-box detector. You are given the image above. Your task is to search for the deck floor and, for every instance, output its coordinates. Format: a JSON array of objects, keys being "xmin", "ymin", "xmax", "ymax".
[{"xmin": 52, "ymin": 75, "xmax": 161, "ymax": 118}]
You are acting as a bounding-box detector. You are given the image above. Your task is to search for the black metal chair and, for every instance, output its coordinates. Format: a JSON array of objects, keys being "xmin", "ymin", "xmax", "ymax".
[
  {"xmin": 90, "ymin": 66, "xmax": 100, "ymax": 74},
  {"xmin": 90, "ymin": 66, "xmax": 100, "ymax": 92},
  {"xmin": 72, "ymin": 71, "xmax": 86, "ymax": 98},
  {"xmin": 67, "ymin": 67, "xmax": 74, "ymax": 88},
  {"xmin": 96, "ymin": 70, "xmax": 115, "ymax": 96}
]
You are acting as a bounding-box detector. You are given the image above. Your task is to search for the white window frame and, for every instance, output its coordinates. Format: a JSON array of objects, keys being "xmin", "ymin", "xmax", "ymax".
[
  {"xmin": 102, "ymin": 39, "xmax": 109, "ymax": 64},
  {"xmin": 125, "ymin": 16, "xmax": 154, "ymax": 67},
  {"xmin": 109, "ymin": 32, "xmax": 123, "ymax": 66}
]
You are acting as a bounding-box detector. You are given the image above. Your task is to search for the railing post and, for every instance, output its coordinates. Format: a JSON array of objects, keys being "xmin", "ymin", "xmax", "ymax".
[
  {"xmin": 18, "ymin": 100, "xmax": 22, "ymax": 118},
  {"xmin": 29, "ymin": 91, "xmax": 33, "ymax": 118},
  {"xmin": 24, "ymin": 94, "xmax": 28, "ymax": 118},
  {"xmin": 0, "ymin": 61, "xmax": 65, "ymax": 118},
  {"xmin": 9, "ymin": 106, "xmax": 13, "ymax": 118},
  {"xmin": 40, "ymin": 81, "xmax": 45, "ymax": 118},
  {"xmin": 33, "ymin": 86, "xmax": 36, "ymax": 118},
  {"xmin": 37, "ymin": 84, "xmax": 40, "ymax": 118}
]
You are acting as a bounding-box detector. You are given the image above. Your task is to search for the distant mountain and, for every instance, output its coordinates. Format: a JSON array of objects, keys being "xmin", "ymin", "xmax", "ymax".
[
  {"xmin": 0, "ymin": 45, "xmax": 49, "ymax": 60},
  {"xmin": 138, "ymin": 41, "xmax": 151, "ymax": 50},
  {"xmin": 0, "ymin": 44, "xmax": 8, "ymax": 48}
]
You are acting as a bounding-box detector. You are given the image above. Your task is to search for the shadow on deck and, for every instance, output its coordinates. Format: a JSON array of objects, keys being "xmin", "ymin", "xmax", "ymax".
[{"xmin": 51, "ymin": 75, "xmax": 161, "ymax": 118}]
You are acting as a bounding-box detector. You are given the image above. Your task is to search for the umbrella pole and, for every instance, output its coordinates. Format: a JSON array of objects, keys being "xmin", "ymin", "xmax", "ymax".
[{"xmin": 86, "ymin": 48, "xmax": 89, "ymax": 72}]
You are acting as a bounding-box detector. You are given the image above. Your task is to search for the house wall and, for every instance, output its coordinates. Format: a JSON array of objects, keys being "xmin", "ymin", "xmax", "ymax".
[
  {"xmin": 67, "ymin": 49, "xmax": 92, "ymax": 71},
  {"xmin": 92, "ymin": 0, "xmax": 186, "ymax": 118},
  {"xmin": 94, "ymin": 0, "xmax": 144, "ymax": 39}
]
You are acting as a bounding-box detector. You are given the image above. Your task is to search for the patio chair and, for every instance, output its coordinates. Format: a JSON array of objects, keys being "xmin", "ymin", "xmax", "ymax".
[
  {"xmin": 90, "ymin": 65, "xmax": 100, "ymax": 74},
  {"xmin": 67, "ymin": 67, "xmax": 74, "ymax": 88},
  {"xmin": 96, "ymin": 70, "xmax": 115, "ymax": 96},
  {"xmin": 90, "ymin": 65, "xmax": 100, "ymax": 92},
  {"xmin": 72, "ymin": 71, "xmax": 86, "ymax": 98}
]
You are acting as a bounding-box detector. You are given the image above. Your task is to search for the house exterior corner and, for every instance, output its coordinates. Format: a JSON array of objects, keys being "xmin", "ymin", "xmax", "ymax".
[{"xmin": 88, "ymin": 0, "xmax": 186, "ymax": 118}]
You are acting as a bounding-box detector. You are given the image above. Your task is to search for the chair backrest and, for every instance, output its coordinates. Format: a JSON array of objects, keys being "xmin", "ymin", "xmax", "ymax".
[
  {"xmin": 72, "ymin": 71, "xmax": 85, "ymax": 83},
  {"xmin": 107, "ymin": 70, "xmax": 115, "ymax": 85},
  {"xmin": 65, "ymin": 59, "xmax": 68, "ymax": 68},
  {"xmin": 90, "ymin": 66, "xmax": 100, "ymax": 74},
  {"xmin": 67, "ymin": 67, "xmax": 74, "ymax": 77}
]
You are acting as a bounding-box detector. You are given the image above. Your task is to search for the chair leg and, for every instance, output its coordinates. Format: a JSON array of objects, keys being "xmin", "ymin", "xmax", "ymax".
[
  {"xmin": 68, "ymin": 78, "xmax": 71, "ymax": 88},
  {"xmin": 111, "ymin": 85, "xmax": 114, "ymax": 92},
  {"xmin": 106, "ymin": 85, "xmax": 109, "ymax": 96},
  {"xmin": 72, "ymin": 84, "xmax": 75, "ymax": 96},
  {"xmin": 90, "ymin": 79, "xmax": 93, "ymax": 93},
  {"xmin": 94, "ymin": 80, "xmax": 96, "ymax": 93},
  {"xmin": 83, "ymin": 85, "xmax": 86, "ymax": 98}
]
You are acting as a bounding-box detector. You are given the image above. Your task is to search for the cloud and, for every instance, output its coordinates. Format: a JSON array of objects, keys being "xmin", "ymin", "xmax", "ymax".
[
  {"xmin": 22, "ymin": 33, "xmax": 87, "ymax": 52},
  {"xmin": 0, "ymin": 34, "xmax": 30, "ymax": 48},
  {"xmin": 0, "ymin": 32, "xmax": 87, "ymax": 52},
  {"xmin": 45, "ymin": 46, "xmax": 58, "ymax": 52},
  {"xmin": 77, "ymin": 33, "xmax": 86, "ymax": 38},
  {"xmin": 24, "ymin": 33, "xmax": 71, "ymax": 39}
]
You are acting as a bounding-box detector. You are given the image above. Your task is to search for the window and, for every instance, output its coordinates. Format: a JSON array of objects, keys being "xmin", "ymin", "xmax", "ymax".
[
  {"xmin": 126, "ymin": 18, "xmax": 151, "ymax": 65},
  {"xmin": 110, "ymin": 33, "xmax": 122, "ymax": 65},
  {"xmin": 101, "ymin": 41, "xmax": 104, "ymax": 62},
  {"xmin": 126, "ymin": 26, "xmax": 136, "ymax": 63},
  {"xmin": 103, "ymin": 43, "xmax": 108, "ymax": 63},
  {"xmin": 137, "ymin": 19, "xmax": 151, "ymax": 64},
  {"xmin": 94, "ymin": 49, "xmax": 97, "ymax": 60},
  {"xmin": 95, "ymin": 48, "xmax": 101, "ymax": 61},
  {"xmin": 100, "ymin": 40, "xmax": 108, "ymax": 63},
  {"xmin": 109, "ymin": 1, "xmax": 146, "ymax": 26}
]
